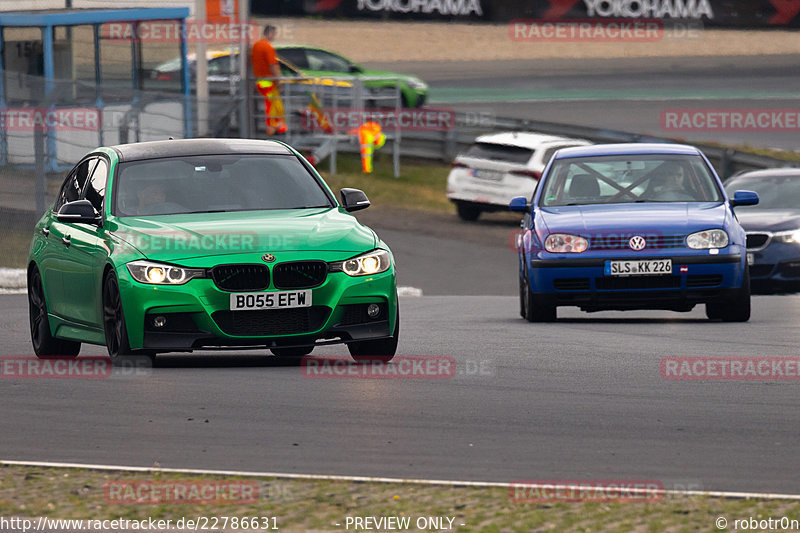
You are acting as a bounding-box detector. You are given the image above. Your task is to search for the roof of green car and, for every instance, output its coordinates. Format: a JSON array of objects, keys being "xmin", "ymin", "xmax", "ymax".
[{"xmin": 108, "ymin": 138, "xmax": 292, "ymax": 162}]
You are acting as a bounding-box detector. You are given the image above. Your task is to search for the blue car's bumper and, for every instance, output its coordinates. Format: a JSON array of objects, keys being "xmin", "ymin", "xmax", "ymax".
[{"xmin": 526, "ymin": 252, "xmax": 745, "ymax": 312}]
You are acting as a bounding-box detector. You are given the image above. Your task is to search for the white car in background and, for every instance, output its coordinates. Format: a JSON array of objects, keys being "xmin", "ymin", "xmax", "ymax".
[{"xmin": 446, "ymin": 132, "xmax": 592, "ymax": 221}]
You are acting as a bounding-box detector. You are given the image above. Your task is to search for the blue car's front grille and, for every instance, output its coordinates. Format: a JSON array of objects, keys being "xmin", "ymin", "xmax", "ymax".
[{"xmin": 588, "ymin": 234, "xmax": 685, "ymax": 250}]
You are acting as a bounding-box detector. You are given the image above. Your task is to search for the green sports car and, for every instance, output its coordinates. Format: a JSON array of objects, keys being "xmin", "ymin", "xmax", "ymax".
[
  {"xmin": 27, "ymin": 139, "xmax": 399, "ymax": 361},
  {"xmin": 276, "ymin": 45, "xmax": 428, "ymax": 108}
]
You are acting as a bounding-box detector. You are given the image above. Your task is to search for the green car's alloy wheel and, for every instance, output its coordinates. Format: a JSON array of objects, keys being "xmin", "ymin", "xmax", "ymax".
[
  {"xmin": 103, "ymin": 272, "xmax": 133, "ymax": 358},
  {"xmin": 348, "ymin": 307, "xmax": 399, "ymax": 362},
  {"xmin": 28, "ymin": 267, "xmax": 81, "ymax": 358}
]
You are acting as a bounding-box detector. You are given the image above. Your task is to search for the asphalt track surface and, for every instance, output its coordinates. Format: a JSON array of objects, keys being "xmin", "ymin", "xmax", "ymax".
[
  {"xmin": 366, "ymin": 55, "xmax": 800, "ymax": 152},
  {"xmin": 2, "ymin": 213, "xmax": 800, "ymax": 493},
  {"xmin": 3, "ymin": 55, "xmax": 800, "ymax": 494}
]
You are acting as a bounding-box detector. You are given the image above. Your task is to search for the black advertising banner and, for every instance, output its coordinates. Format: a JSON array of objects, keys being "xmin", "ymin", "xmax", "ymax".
[{"xmin": 252, "ymin": 0, "xmax": 800, "ymax": 27}]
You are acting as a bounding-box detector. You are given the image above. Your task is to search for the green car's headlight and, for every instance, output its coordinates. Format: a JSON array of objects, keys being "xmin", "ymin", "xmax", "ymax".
[
  {"xmin": 406, "ymin": 78, "xmax": 427, "ymax": 90},
  {"xmin": 126, "ymin": 260, "xmax": 206, "ymax": 285},
  {"xmin": 686, "ymin": 229, "xmax": 729, "ymax": 249},
  {"xmin": 333, "ymin": 250, "xmax": 391, "ymax": 277}
]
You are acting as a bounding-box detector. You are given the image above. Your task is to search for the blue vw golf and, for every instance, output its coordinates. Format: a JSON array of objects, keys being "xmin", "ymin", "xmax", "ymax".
[{"xmin": 510, "ymin": 144, "xmax": 759, "ymax": 322}]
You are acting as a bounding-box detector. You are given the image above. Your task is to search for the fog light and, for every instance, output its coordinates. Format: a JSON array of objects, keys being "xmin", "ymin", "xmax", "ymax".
[
  {"xmin": 153, "ymin": 315, "xmax": 167, "ymax": 328},
  {"xmin": 366, "ymin": 304, "xmax": 381, "ymax": 319}
]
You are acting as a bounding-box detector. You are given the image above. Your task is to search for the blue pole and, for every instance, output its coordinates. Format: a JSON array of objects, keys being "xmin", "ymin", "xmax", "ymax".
[
  {"xmin": 179, "ymin": 18, "xmax": 191, "ymax": 138},
  {"xmin": 0, "ymin": 26, "xmax": 7, "ymax": 166},
  {"xmin": 42, "ymin": 24, "xmax": 56, "ymax": 172},
  {"xmin": 93, "ymin": 23, "xmax": 104, "ymax": 146}
]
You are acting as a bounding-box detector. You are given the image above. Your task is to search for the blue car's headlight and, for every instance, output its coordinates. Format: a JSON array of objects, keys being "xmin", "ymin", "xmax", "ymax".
[
  {"xmin": 774, "ymin": 229, "xmax": 800, "ymax": 244},
  {"xmin": 544, "ymin": 234, "xmax": 588, "ymax": 253},
  {"xmin": 127, "ymin": 260, "xmax": 205, "ymax": 285},
  {"xmin": 686, "ymin": 229, "xmax": 729, "ymax": 249},
  {"xmin": 333, "ymin": 250, "xmax": 391, "ymax": 276}
]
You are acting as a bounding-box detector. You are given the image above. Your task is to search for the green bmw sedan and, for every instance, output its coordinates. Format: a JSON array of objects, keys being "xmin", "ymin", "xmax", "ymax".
[{"xmin": 27, "ymin": 139, "xmax": 399, "ymax": 361}]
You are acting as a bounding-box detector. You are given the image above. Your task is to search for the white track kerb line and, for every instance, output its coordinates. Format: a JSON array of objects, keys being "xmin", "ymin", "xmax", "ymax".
[{"xmin": 3, "ymin": 460, "xmax": 800, "ymax": 501}]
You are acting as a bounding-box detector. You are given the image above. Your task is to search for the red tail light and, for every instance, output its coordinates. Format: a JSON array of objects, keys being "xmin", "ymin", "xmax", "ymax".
[
  {"xmin": 509, "ymin": 169, "xmax": 541, "ymax": 179},
  {"xmin": 451, "ymin": 161, "xmax": 469, "ymax": 169}
]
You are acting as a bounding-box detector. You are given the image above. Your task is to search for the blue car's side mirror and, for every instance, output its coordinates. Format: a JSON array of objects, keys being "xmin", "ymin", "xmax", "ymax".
[
  {"xmin": 509, "ymin": 196, "xmax": 529, "ymax": 212},
  {"xmin": 730, "ymin": 190, "xmax": 759, "ymax": 208}
]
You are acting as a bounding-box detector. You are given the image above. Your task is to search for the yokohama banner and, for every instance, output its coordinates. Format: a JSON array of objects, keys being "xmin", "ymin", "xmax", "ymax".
[{"xmin": 253, "ymin": 0, "xmax": 800, "ymax": 27}]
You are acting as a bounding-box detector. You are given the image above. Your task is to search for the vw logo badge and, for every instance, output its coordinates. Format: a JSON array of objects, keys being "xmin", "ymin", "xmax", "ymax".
[
  {"xmin": 629, "ymin": 236, "xmax": 647, "ymax": 251},
  {"xmin": 262, "ymin": 253, "xmax": 276, "ymax": 263}
]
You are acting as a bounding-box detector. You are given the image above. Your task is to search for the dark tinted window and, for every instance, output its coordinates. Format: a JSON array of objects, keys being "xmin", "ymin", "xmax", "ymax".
[
  {"xmin": 277, "ymin": 48, "xmax": 309, "ymax": 69},
  {"xmin": 54, "ymin": 159, "xmax": 95, "ymax": 212},
  {"xmin": 724, "ymin": 174, "xmax": 800, "ymax": 209},
  {"xmin": 114, "ymin": 154, "xmax": 333, "ymax": 216},
  {"xmin": 305, "ymin": 49, "xmax": 350, "ymax": 73},
  {"xmin": 463, "ymin": 142, "xmax": 534, "ymax": 165},
  {"xmin": 84, "ymin": 158, "xmax": 108, "ymax": 213}
]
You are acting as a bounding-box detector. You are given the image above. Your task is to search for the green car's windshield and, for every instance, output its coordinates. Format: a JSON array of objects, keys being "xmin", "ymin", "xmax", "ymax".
[
  {"xmin": 540, "ymin": 154, "xmax": 724, "ymax": 207},
  {"xmin": 114, "ymin": 154, "xmax": 333, "ymax": 216},
  {"xmin": 724, "ymin": 174, "xmax": 800, "ymax": 210}
]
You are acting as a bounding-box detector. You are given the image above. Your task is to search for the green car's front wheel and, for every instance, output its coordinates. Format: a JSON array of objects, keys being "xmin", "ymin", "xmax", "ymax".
[
  {"xmin": 28, "ymin": 266, "xmax": 80, "ymax": 358},
  {"xmin": 103, "ymin": 272, "xmax": 134, "ymax": 359},
  {"xmin": 348, "ymin": 308, "xmax": 399, "ymax": 363}
]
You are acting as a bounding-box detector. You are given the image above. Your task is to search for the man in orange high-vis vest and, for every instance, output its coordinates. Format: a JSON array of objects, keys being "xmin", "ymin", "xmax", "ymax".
[
  {"xmin": 350, "ymin": 122, "xmax": 385, "ymax": 173},
  {"xmin": 251, "ymin": 24, "xmax": 287, "ymax": 135}
]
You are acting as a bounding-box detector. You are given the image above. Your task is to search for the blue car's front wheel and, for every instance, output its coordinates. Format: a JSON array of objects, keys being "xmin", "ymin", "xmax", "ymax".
[
  {"xmin": 521, "ymin": 268, "xmax": 557, "ymax": 323},
  {"xmin": 706, "ymin": 268, "xmax": 751, "ymax": 322}
]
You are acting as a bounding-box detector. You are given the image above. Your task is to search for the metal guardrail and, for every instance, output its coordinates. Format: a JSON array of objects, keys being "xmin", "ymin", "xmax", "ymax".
[{"xmin": 325, "ymin": 112, "xmax": 799, "ymax": 179}]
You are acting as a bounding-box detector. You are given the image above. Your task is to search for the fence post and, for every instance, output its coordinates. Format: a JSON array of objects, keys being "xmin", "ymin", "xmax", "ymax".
[{"xmin": 34, "ymin": 128, "xmax": 46, "ymax": 217}]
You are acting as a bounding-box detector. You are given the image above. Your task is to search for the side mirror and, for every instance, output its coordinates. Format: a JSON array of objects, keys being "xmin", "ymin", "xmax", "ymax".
[
  {"xmin": 57, "ymin": 199, "xmax": 101, "ymax": 225},
  {"xmin": 349, "ymin": 64, "xmax": 363, "ymax": 74},
  {"xmin": 509, "ymin": 196, "xmax": 529, "ymax": 212},
  {"xmin": 340, "ymin": 188, "xmax": 370, "ymax": 212},
  {"xmin": 730, "ymin": 190, "xmax": 759, "ymax": 208}
]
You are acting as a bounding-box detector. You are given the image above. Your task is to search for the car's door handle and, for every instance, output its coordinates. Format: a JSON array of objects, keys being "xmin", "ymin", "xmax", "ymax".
[
  {"xmin": 62, "ymin": 235, "xmax": 71, "ymax": 246},
  {"xmin": 41, "ymin": 227, "xmax": 50, "ymax": 236}
]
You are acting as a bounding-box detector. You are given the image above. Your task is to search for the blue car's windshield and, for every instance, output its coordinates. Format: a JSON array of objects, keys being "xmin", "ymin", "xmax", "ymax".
[
  {"xmin": 540, "ymin": 154, "xmax": 724, "ymax": 207},
  {"xmin": 113, "ymin": 154, "xmax": 333, "ymax": 216},
  {"xmin": 724, "ymin": 174, "xmax": 800, "ymax": 210}
]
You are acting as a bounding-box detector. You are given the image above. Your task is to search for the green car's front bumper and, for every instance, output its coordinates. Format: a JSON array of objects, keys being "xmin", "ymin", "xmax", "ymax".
[{"xmin": 115, "ymin": 253, "xmax": 398, "ymax": 352}]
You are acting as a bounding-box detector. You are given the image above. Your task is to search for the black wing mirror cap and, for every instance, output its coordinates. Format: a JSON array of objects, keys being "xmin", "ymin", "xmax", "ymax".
[
  {"xmin": 57, "ymin": 199, "xmax": 101, "ymax": 225},
  {"xmin": 340, "ymin": 188, "xmax": 371, "ymax": 212}
]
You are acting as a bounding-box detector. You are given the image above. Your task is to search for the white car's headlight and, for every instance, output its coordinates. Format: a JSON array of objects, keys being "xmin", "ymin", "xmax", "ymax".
[
  {"xmin": 544, "ymin": 234, "xmax": 588, "ymax": 253},
  {"xmin": 774, "ymin": 229, "xmax": 800, "ymax": 244},
  {"xmin": 127, "ymin": 260, "xmax": 205, "ymax": 285},
  {"xmin": 335, "ymin": 250, "xmax": 391, "ymax": 277},
  {"xmin": 686, "ymin": 229, "xmax": 729, "ymax": 249}
]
